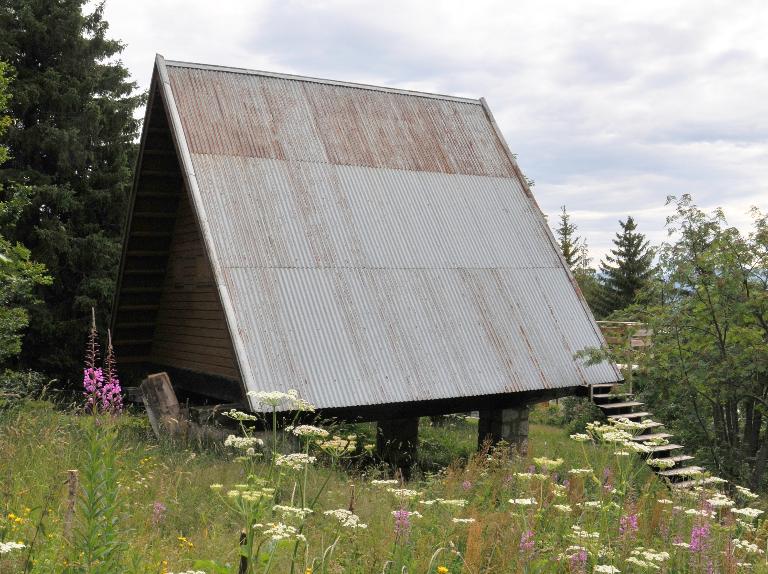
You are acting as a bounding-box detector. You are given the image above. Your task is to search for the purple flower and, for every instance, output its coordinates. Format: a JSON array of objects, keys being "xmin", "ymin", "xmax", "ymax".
[
  {"xmin": 690, "ymin": 523, "xmax": 711, "ymax": 553},
  {"xmin": 569, "ymin": 548, "xmax": 587, "ymax": 573},
  {"xmin": 462, "ymin": 480, "xmax": 472, "ymax": 491},
  {"xmin": 82, "ymin": 317, "xmax": 123, "ymax": 414},
  {"xmin": 519, "ymin": 529, "xmax": 535, "ymax": 552},
  {"xmin": 393, "ymin": 508, "xmax": 411, "ymax": 536},
  {"xmin": 619, "ymin": 513, "xmax": 638, "ymax": 537},
  {"xmin": 152, "ymin": 501, "xmax": 167, "ymax": 526}
]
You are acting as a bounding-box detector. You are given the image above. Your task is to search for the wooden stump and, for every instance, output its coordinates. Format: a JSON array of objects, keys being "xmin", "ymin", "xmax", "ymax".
[{"xmin": 140, "ymin": 372, "xmax": 189, "ymax": 439}]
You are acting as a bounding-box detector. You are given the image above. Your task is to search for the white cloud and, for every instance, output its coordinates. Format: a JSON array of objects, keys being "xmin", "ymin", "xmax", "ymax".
[{"xmin": 99, "ymin": 0, "xmax": 768, "ymax": 262}]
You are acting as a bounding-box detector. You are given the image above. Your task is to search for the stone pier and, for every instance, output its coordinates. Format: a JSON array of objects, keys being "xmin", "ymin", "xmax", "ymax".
[
  {"xmin": 376, "ymin": 417, "xmax": 419, "ymax": 478},
  {"xmin": 478, "ymin": 405, "xmax": 530, "ymax": 455}
]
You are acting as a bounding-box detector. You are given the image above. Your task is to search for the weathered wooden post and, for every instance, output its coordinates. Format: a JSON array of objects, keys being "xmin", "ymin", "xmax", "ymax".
[
  {"xmin": 140, "ymin": 372, "xmax": 188, "ymax": 439},
  {"xmin": 63, "ymin": 469, "xmax": 79, "ymax": 541}
]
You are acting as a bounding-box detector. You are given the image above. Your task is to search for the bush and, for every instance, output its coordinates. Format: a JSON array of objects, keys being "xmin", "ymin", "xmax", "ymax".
[
  {"xmin": 561, "ymin": 396, "xmax": 606, "ymax": 434},
  {"xmin": 529, "ymin": 402, "xmax": 565, "ymax": 426},
  {"xmin": 0, "ymin": 369, "xmax": 49, "ymax": 408}
]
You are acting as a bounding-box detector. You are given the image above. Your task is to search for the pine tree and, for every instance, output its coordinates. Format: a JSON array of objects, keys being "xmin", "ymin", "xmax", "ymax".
[
  {"xmin": 0, "ymin": 0, "xmax": 142, "ymax": 381},
  {"xmin": 598, "ymin": 216, "xmax": 654, "ymax": 315},
  {"xmin": 555, "ymin": 206, "xmax": 584, "ymax": 271}
]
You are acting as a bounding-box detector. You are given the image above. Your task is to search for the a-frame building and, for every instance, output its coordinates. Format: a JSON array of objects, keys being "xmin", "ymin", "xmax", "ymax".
[{"xmin": 113, "ymin": 56, "xmax": 620, "ymax": 439}]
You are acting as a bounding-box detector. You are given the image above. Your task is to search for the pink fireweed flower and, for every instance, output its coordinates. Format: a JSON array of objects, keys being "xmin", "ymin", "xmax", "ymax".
[
  {"xmin": 393, "ymin": 508, "xmax": 411, "ymax": 536},
  {"xmin": 82, "ymin": 318, "xmax": 123, "ymax": 414},
  {"xmin": 619, "ymin": 513, "xmax": 638, "ymax": 537},
  {"xmin": 152, "ymin": 501, "xmax": 167, "ymax": 526},
  {"xmin": 570, "ymin": 549, "xmax": 587, "ymax": 573},
  {"xmin": 519, "ymin": 530, "xmax": 535, "ymax": 552},
  {"xmin": 690, "ymin": 523, "xmax": 711, "ymax": 553},
  {"xmin": 462, "ymin": 480, "xmax": 472, "ymax": 491}
]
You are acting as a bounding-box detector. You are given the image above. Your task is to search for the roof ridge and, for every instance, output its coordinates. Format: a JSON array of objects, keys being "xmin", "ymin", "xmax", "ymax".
[{"xmin": 162, "ymin": 57, "xmax": 481, "ymax": 104}]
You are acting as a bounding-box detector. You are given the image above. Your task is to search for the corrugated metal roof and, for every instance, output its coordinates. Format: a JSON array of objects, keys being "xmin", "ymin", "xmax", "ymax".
[{"xmin": 155, "ymin": 55, "xmax": 621, "ymax": 410}]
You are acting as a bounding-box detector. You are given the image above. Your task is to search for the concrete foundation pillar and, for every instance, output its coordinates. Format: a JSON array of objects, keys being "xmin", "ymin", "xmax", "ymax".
[
  {"xmin": 377, "ymin": 417, "xmax": 419, "ymax": 479},
  {"xmin": 478, "ymin": 405, "xmax": 529, "ymax": 455}
]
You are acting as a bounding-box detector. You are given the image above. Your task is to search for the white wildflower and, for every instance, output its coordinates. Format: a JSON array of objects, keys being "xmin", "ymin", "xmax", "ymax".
[
  {"xmin": 731, "ymin": 508, "xmax": 764, "ymax": 520},
  {"xmin": 733, "ymin": 538, "xmax": 764, "ymax": 554},
  {"xmin": 371, "ymin": 479, "xmax": 400, "ymax": 485},
  {"xmin": 260, "ymin": 522, "xmax": 306, "ymax": 541},
  {"xmin": 222, "ymin": 409, "xmax": 257, "ymax": 421},
  {"xmin": 736, "ymin": 485, "xmax": 760, "ymax": 500},
  {"xmin": 452, "ymin": 517, "xmax": 476, "ymax": 524},
  {"xmin": 593, "ymin": 565, "xmax": 620, "ymax": 573},
  {"xmin": 533, "ymin": 456, "xmax": 564, "ymax": 470},
  {"xmin": 323, "ymin": 509, "xmax": 368, "ymax": 529},
  {"xmin": 275, "ymin": 453, "xmax": 316, "ymax": 471},
  {"xmin": 0, "ymin": 542, "xmax": 26, "ymax": 554},
  {"xmin": 224, "ymin": 435, "xmax": 264, "ymax": 450},
  {"xmin": 273, "ymin": 505, "xmax": 313, "ymax": 519},
  {"xmin": 290, "ymin": 425, "xmax": 329, "ymax": 438},
  {"xmin": 569, "ymin": 468, "xmax": 593, "ymax": 475},
  {"xmin": 554, "ymin": 504, "xmax": 572, "ymax": 512},
  {"xmin": 570, "ymin": 433, "xmax": 591, "ymax": 442},
  {"xmin": 509, "ymin": 498, "xmax": 537, "ymax": 506},
  {"xmin": 706, "ymin": 493, "xmax": 735, "ymax": 508},
  {"xmin": 386, "ymin": 488, "xmax": 422, "ymax": 498}
]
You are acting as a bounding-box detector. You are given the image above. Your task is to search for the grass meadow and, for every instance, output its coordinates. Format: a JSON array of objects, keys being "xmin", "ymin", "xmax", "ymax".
[{"xmin": 1, "ymin": 399, "xmax": 767, "ymax": 573}]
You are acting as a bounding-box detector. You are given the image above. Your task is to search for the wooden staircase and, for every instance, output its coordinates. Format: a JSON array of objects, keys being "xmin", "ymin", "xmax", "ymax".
[{"xmin": 590, "ymin": 382, "xmax": 703, "ymax": 487}]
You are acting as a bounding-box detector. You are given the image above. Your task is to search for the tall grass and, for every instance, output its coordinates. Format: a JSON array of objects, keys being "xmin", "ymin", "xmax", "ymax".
[{"xmin": 0, "ymin": 400, "xmax": 766, "ymax": 573}]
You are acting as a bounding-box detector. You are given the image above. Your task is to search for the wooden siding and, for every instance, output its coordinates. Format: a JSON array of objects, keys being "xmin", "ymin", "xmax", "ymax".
[{"xmin": 149, "ymin": 193, "xmax": 241, "ymax": 381}]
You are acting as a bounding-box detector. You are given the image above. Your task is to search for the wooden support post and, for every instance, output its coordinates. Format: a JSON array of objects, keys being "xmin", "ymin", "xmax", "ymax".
[
  {"xmin": 63, "ymin": 469, "xmax": 79, "ymax": 542},
  {"xmin": 140, "ymin": 372, "xmax": 189, "ymax": 439},
  {"xmin": 376, "ymin": 417, "xmax": 419, "ymax": 480}
]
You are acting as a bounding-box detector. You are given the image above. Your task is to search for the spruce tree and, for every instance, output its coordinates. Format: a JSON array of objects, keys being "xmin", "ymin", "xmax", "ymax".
[
  {"xmin": 598, "ymin": 216, "xmax": 653, "ymax": 315},
  {"xmin": 555, "ymin": 206, "xmax": 584, "ymax": 271},
  {"xmin": 0, "ymin": 0, "xmax": 142, "ymax": 381}
]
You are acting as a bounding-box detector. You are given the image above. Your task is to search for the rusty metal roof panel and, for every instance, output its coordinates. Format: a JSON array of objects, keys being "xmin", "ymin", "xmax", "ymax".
[
  {"xmin": 154, "ymin": 56, "xmax": 620, "ymax": 410},
  {"xmin": 165, "ymin": 62, "xmax": 516, "ymax": 178}
]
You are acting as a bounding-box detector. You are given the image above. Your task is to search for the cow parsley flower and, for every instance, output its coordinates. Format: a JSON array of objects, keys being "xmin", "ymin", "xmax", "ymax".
[
  {"xmin": 224, "ymin": 435, "xmax": 264, "ymax": 450},
  {"xmin": 0, "ymin": 542, "xmax": 26, "ymax": 554},
  {"xmin": 731, "ymin": 508, "xmax": 764, "ymax": 520},
  {"xmin": 259, "ymin": 522, "xmax": 306, "ymax": 541},
  {"xmin": 289, "ymin": 425, "xmax": 329, "ymax": 438},
  {"xmin": 509, "ymin": 498, "xmax": 537, "ymax": 506},
  {"xmin": 275, "ymin": 453, "xmax": 316, "ymax": 470},
  {"xmin": 323, "ymin": 509, "xmax": 368, "ymax": 529}
]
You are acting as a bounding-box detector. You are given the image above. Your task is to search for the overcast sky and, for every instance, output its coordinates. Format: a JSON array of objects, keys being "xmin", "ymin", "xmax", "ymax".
[{"xmin": 99, "ymin": 0, "xmax": 768, "ymax": 264}]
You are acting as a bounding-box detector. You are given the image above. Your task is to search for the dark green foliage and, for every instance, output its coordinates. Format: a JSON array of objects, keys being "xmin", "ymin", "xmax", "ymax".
[
  {"xmin": 560, "ymin": 396, "xmax": 605, "ymax": 434},
  {"xmin": 598, "ymin": 216, "xmax": 654, "ymax": 315},
  {"xmin": 0, "ymin": 0, "xmax": 142, "ymax": 381},
  {"xmin": 636, "ymin": 196, "xmax": 768, "ymax": 488},
  {"xmin": 555, "ymin": 206, "xmax": 584, "ymax": 271},
  {"xmin": 0, "ymin": 368, "xmax": 48, "ymax": 408},
  {"xmin": 0, "ymin": 61, "xmax": 52, "ymax": 368},
  {"xmin": 553, "ymin": 206, "xmax": 605, "ymax": 317},
  {"xmin": 69, "ymin": 417, "xmax": 126, "ymax": 573}
]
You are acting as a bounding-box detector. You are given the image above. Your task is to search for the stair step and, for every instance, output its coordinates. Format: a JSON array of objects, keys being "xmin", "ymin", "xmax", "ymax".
[
  {"xmin": 598, "ymin": 401, "xmax": 644, "ymax": 410},
  {"xmin": 667, "ymin": 454, "xmax": 695, "ymax": 464},
  {"xmin": 593, "ymin": 393, "xmax": 634, "ymax": 400},
  {"xmin": 646, "ymin": 444, "xmax": 684, "ymax": 454},
  {"xmin": 607, "ymin": 411, "xmax": 652, "ymax": 420},
  {"xmin": 632, "ymin": 433, "xmax": 673, "ymax": 442},
  {"xmin": 658, "ymin": 466, "xmax": 704, "ymax": 477}
]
